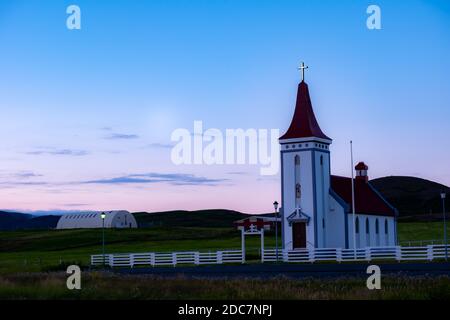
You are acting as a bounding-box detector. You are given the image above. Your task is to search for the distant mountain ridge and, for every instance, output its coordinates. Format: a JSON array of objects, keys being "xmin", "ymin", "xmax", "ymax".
[
  {"xmin": 0, "ymin": 211, "xmax": 60, "ymax": 230},
  {"xmin": 370, "ymin": 176, "xmax": 450, "ymax": 220},
  {"xmin": 133, "ymin": 209, "xmax": 251, "ymax": 228}
]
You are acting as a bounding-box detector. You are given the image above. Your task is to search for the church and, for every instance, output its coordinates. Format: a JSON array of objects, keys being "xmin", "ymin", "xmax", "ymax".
[{"xmin": 279, "ymin": 65, "xmax": 398, "ymax": 250}]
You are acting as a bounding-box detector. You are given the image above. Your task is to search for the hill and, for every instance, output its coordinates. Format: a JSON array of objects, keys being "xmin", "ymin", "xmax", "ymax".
[
  {"xmin": 133, "ymin": 209, "xmax": 250, "ymax": 228},
  {"xmin": 370, "ymin": 176, "xmax": 450, "ymax": 220},
  {"xmin": 0, "ymin": 211, "xmax": 60, "ymax": 230}
]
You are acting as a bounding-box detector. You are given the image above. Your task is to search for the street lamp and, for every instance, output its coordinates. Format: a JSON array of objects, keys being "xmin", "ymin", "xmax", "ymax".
[
  {"xmin": 273, "ymin": 201, "xmax": 279, "ymax": 263},
  {"xmin": 441, "ymin": 192, "xmax": 448, "ymax": 261},
  {"xmin": 101, "ymin": 212, "xmax": 106, "ymax": 268}
]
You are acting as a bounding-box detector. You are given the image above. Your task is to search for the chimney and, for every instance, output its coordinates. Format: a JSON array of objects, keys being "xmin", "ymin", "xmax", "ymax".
[{"xmin": 355, "ymin": 162, "xmax": 369, "ymax": 183}]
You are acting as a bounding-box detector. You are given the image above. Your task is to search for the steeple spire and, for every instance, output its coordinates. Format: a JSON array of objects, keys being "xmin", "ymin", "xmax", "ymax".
[{"xmin": 280, "ymin": 66, "xmax": 331, "ymax": 141}]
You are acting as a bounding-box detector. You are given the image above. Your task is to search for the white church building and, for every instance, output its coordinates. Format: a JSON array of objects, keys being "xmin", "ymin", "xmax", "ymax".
[{"xmin": 279, "ymin": 70, "xmax": 398, "ymax": 250}]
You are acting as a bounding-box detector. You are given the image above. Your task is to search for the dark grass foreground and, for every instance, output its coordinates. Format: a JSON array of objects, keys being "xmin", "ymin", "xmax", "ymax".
[{"xmin": 1, "ymin": 272, "xmax": 449, "ymax": 300}]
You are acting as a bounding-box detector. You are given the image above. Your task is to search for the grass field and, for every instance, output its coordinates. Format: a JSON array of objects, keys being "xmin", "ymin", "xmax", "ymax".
[{"xmin": 0, "ymin": 221, "xmax": 448, "ymax": 274}]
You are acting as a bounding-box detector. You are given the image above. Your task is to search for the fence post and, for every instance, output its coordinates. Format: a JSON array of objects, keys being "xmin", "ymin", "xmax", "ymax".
[
  {"xmin": 365, "ymin": 247, "xmax": 371, "ymax": 261},
  {"xmin": 150, "ymin": 253, "xmax": 155, "ymax": 267},
  {"xmin": 336, "ymin": 248, "xmax": 342, "ymax": 263},
  {"xmin": 172, "ymin": 252, "xmax": 177, "ymax": 267},
  {"xmin": 109, "ymin": 254, "xmax": 113, "ymax": 268},
  {"xmin": 194, "ymin": 252, "xmax": 200, "ymax": 265},
  {"xmin": 217, "ymin": 251, "xmax": 223, "ymax": 264},
  {"xmin": 309, "ymin": 248, "xmax": 315, "ymax": 263},
  {"xmin": 395, "ymin": 246, "xmax": 401, "ymax": 261},
  {"xmin": 261, "ymin": 248, "xmax": 265, "ymax": 263},
  {"xmin": 283, "ymin": 250, "xmax": 288, "ymax": 263},
  {"xmin": 130, "ymin": 254, "xmax": 134, "ymax": 268},
  {"xmin": 427, "ymin": 245, "xmax": 434, "ymax": 261}
]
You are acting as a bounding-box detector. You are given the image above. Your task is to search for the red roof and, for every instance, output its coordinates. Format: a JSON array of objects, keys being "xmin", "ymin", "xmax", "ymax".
[
  {"xmin": 280, "ymin": 81, "xmax": 331, "ymax": 141},
  {"xmin": 355, "ymin": 162, "xmax": 368, "ymax": 170},
  {"xmin": 331, "ymin": 175, "xmax": 396, "ymax": 216}
]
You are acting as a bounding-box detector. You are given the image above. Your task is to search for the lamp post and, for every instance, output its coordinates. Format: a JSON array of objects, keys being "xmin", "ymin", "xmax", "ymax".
[
  {"xmin": 441, "ymin": 192, "xmax": 448, "ymax": 261},
  {"xmin": 101, "ymin": 212, "xmax": 106, "ymax": 268},
  {"xmin": 273, "ymin": 201, "xmax": 279, "ymax": 263}
]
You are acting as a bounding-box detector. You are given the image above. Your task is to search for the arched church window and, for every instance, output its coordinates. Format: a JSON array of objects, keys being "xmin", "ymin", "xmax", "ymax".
[
  {"xmin": 366, "ymin": 218, "xmax": 371, "ymax": 247},
  {"xmin": 295, "ymin": 155, "xmax": 300, "ymax": 165},
  {"xmin": 320, "ymin": 155, "xmax": 323, "ymax": 165},
  {"xmin": 385, "ymin": 219, "xmax": 388, "ymax": 234},
  {"xmin": 375, "ymin": 219, "xmax": 379, "ymax": 234},
  {"xmin": 355, "ymin": 217, "xmax": 359, "ymax": 233}
]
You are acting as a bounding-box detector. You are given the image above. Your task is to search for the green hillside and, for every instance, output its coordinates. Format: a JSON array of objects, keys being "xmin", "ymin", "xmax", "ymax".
[
  {"xmin": 371, "ymin": 176, "xmax": 450, "ymax": 219},
  {"xmin": 133, "ymin": 209, "xmax": 250, "ymax": 228}
]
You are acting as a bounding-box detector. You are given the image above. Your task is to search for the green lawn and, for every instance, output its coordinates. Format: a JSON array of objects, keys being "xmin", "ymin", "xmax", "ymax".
[
  {"xmin": 398, "ymin": 221, "xmax": 449, "ymax": 244},
  {"xmin": 0, "ymin": 227, "xmax": 276, "ymax": 274},
  {"xmin": 0, "ymin": 221, "xmax": 448, "ymax": 274}
]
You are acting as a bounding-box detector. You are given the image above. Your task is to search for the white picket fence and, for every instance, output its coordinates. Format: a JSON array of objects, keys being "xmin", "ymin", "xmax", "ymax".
[
  {"xmin": 91, "ymin": 250, "xmax": 243, "ymax": 267},
  {"xmin": 262, "ymin": 245, "xmax": 450, "ymax": 263},
  {"xmin": 91, "ymin": 245, "xmax": 449, "ymax": 268}
]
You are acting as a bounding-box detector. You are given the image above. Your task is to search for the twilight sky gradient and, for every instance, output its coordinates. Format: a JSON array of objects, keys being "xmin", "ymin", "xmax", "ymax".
[{"xmin": 0, "ymin": 0, "xmax": 449, "ymax": 214}]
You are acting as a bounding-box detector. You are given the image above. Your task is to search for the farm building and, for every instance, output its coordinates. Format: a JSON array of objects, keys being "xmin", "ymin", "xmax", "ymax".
[{"xmin": 56, "ymin": 210, "xmax": 137, "ymax": 229}]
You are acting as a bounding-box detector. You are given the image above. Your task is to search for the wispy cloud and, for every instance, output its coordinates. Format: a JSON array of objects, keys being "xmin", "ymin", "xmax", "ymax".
[
  {"xmin": 227, "ymin": 171, "xmax": 248, "ymax": 175},
  {"xmin": 104, "ymin": 133, "xmax": 139, "ymax": 140},
  {"xmin": 83, "ymin": 173, "xmax": 228, "ymax": 186},
  {"xmin": 0, "ymin": 181, "xmax": 48, "ymax": 187},
  {"xmin": 147, "ymin": 142, "xmax": 173, "ymax": 149},
  {"xmin": 63, "ymin": 203, "xmax": 91, "ymax": 207},
  {"xmin": 25, "ymin": 148, "xmax": 89, "ymax": 156},
  {"xmin": 14, "ymin": 171, "xmax": 44, "ymax": 178}
]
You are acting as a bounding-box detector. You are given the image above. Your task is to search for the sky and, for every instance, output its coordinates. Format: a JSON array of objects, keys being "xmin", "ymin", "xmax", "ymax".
[{"xmin": 0, "ymin": 0, "xmax": 449, "ymax": 214}]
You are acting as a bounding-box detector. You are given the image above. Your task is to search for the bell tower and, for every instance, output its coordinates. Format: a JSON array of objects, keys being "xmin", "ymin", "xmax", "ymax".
[{"xmin": 279, "ymin": 64, "xmax": 332, "ymax": 250}]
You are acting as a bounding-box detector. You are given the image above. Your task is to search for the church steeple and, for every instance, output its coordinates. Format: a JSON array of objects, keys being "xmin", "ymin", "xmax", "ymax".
[{"xmin": 280, "ymin": 67, "xmax": 331, "ymax": 141}]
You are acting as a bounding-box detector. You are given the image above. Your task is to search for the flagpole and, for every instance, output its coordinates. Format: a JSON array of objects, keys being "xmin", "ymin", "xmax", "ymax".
[{"xmin": 351, "ymin": 141, "xmax": 356, "ymax": 258}]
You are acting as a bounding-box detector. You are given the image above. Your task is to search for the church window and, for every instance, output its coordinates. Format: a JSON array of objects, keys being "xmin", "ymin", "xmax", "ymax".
[
  {"xmin": 295, "ymin": 155, "xmax": 300, "ymax": 165},
  {"xmin": 366, "ymin": 218, "xmax": 370, "ymax": 247},
  {"xmin": 322, "ymin": 218, "xmax": 325, "ymax": 229},
  {"xmin": 286, "ymin": 145, "xmax": 289, "ymax": 149},
  {"xmin": 320, "ymin": 155, "xmax": 323, "ymax": 165},
  {"xmin": 355, "ymin": 217, "xmax": 359, "ymax": 233},
  {"xmin": 384, "ymin": 219, "xmax": 388, "ymax": 234},
  {"xmin": 366, "ymin": 218, "xmax": 369, "ymax": 234},
  {"xmin": 375, "ymin": 218, "xmax": 380, "ymax": 246}
]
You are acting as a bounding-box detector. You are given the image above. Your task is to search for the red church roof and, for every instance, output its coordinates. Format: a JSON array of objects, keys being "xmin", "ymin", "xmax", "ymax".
[
  {"xmin": 355, "ymin": 162, "xmax": 368, "ymax": 170},
  {"xmin": 280, "ymin": 81, "xmax": 331, "ymax": 141},
  {"xmin": 330, "ymin": 175, "xmax": 396, "ymax": 217}
]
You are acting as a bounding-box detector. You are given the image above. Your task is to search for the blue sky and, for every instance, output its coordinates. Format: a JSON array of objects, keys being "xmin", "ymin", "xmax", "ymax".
[{"xmin": 0, "ymin": 0, "xmax": 449, "ymax": 213}]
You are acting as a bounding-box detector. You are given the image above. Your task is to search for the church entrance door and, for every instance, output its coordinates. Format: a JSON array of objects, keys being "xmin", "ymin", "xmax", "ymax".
[{"xmin": 292, "ymin": 222, "xmax": 306, "ymax": 249}]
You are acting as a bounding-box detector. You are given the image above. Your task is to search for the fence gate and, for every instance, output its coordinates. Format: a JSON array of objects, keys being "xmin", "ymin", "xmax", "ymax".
[{"xmin": 240, "ymin": 226, "xmax": 264, "ymax": 263}]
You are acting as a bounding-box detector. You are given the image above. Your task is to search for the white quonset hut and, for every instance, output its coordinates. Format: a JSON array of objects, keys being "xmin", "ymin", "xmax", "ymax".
[{"xmin": 56, "ymin": 210, "xmax": 138, "ymax": 229}]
